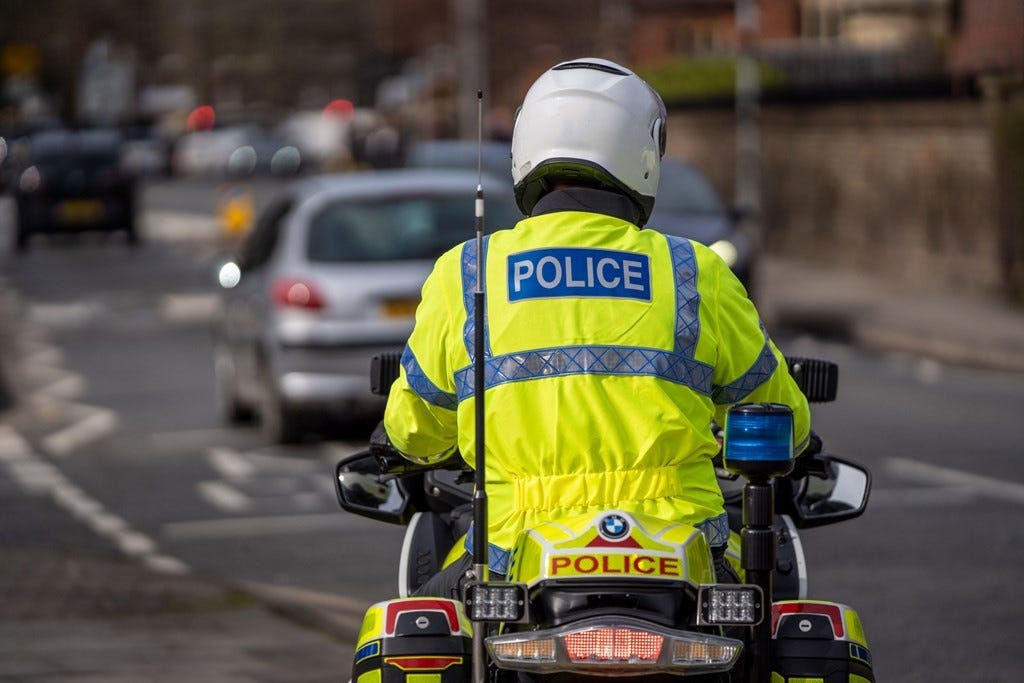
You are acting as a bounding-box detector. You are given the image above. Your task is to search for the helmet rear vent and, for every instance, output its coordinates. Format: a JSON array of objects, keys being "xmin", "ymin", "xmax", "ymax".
[{"xmin": 553, "ymin": 61, "xmax": 629, "ymax": 76}]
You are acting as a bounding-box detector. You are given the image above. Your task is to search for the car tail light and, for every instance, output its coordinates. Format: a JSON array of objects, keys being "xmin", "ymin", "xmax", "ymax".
[
  {"xmin": 272, "ymin": 278, "xmax": 326, "ymax": 310},
  {"xmin": 486, "ymin": 616, "xmax": 742, "ymax": 675}
]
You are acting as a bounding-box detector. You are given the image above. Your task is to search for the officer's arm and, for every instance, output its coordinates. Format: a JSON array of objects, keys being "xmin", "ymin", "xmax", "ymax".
[
  {"xmin": 705, "ymin": 250, "xmax": 811, "ymax": 455},
  {"xmin": 383, "ymin": 259, "xmax": 460, "ymax": 465}
]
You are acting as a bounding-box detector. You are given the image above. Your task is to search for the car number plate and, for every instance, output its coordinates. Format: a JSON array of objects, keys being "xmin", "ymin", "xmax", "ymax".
[
  {"xmin": 58, "ymin": 199, "xmax": 103, "ymax": 223},
  {"xmin": 382, "ymin": 298, "xmax": 419, "ymax": 317}
]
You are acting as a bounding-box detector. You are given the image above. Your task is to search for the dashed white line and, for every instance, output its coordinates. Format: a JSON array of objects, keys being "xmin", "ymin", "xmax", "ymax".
[
  {"xmin": 197, "ymin": 480, "xmax": 252, "ymax": 512},
  {"xmin": 0, "ymin": 424, "xmax": 192, "ymax": 576},
  {"xmin": 42, "ymin": 406, "xmax": 119, "ymax": 456},
  {"xmin": 208, "ymin": 446, "xmax": 256, "ymax": 479},
  {"xmin": 36, "ymin": 373, "xmax": 85, "ymax": 400}
]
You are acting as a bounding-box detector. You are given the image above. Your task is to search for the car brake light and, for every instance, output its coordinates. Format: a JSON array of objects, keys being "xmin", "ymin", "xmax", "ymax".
[{"xmin": 272, "ymin": 278, "xmax": 325, "ymax": 310}]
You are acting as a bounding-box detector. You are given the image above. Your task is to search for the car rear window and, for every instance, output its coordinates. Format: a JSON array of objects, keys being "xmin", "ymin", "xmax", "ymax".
[
  {"xmin": 655, "ymin": 162, "xmax": 724, "ymax": 215},
  {"xmin": 307, "ymin": 192, "xmax": 521, "ymax": 262},
  {"xmin": 29, "ymin": 130, "xmax": 122, "ymax": 167}
]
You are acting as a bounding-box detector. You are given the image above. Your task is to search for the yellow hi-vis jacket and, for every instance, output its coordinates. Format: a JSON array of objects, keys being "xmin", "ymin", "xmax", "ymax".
[{"xmin": 384, "ymin": 208, "xmax": 810, "ymax": 574}]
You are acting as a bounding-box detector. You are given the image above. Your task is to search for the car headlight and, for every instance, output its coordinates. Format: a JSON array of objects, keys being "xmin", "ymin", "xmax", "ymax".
[{"xmin": 709, "ymin": 239, "xmax": 738, "ymax": 267}]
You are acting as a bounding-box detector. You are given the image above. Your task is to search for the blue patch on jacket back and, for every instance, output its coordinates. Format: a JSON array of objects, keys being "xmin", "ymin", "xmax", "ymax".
[{"xmin": 507, "ymin": 247, "xmax": 651, "ymax": 301}]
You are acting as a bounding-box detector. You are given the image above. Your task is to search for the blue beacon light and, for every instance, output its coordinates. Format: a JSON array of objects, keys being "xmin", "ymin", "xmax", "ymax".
[{"xmin": 723, "ymin": 403, "xmax": 795, "ymax": 479}]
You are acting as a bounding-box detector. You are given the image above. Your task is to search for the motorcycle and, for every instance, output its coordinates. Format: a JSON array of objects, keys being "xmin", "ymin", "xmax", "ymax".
[{"xmin": 335, "ymin": 353, "xmax": 874, "ymax": 682}]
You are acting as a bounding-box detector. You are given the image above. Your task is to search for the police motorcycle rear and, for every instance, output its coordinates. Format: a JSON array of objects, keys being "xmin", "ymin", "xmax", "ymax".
[{"xmin": 335, "ymin": 355, "xmax": 875, "ymax": 683}]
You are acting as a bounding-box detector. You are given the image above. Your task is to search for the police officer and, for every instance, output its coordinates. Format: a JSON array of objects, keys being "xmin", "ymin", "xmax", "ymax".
[{"xmin": 383, "ymin": 57, "xmax": 811, "ymax": 598}]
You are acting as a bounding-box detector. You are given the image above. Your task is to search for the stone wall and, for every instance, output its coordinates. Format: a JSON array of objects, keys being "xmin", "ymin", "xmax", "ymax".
[{"xmin": 666, "ymin": 100, "xmax": 1003, "ymax": 294}]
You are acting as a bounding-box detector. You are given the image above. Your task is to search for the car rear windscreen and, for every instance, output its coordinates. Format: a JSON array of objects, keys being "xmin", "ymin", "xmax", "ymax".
[{"xmin": 307, "ymin": 192, "xmax": 521, "ymax": 262}]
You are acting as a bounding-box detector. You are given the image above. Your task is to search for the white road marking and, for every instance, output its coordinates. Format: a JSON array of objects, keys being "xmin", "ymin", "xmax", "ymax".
[
  {"xmin": 208, "ymin": 446, "xmax": 256, "ymax": 480},
  {"xmin": 160, "ymin": 293, "xmax": 221, "ymax": 323},
  {"xmin": 142, "ymin": 554, "xmax": 191, "ymax": 575},
  {"xmin": 144, "ymin": 210, "xmax": 218, "ymax": 242},
  {"xmin": 36, "ymin": 373, "xmax": 85, "ymax": 400},
  {"xmin": 0, "ymin": 428, "xmax": 31, "ymax": 461},
  {"xmin": 197, "ymin": 480, "xmax": 252, "ymax": 512},
  {"xmin": 886, "ymin": 457, "xmax": 1024, "ymax": 505},
  {"xmin": 163, "ymin": 512, "xmax": 349, "ymax": 541},
  {"xmin": 27, "ymin": 301, "xmax": 103, "ymax": 328},
  {"xmin": 24, "ymin": 342, "xmax": 64, "ymax": 366},
  {"xmin": 42, "ymin": 406, "xmax": 119, "ymax": 456},
  {"xmin": 866, "ymin": 485, "xmax": 977, "ymax": 508},
  {"xmin": 0, "ymin": 424, "xmax": 191, "ymax": 576}
]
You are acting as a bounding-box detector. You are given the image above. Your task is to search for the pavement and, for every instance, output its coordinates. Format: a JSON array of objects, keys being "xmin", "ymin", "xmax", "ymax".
[{"xmin": 0, "ymin": 246, "xmax": 1022, "ymax": 682}]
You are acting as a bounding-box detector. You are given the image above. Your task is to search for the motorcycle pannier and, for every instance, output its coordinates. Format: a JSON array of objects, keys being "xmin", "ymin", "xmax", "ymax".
[
  {"xmin": 352, "ymin": 598, "xmax": 473, "ymax": 683},
  {"xmin": 771, "ymin": 600, "xmax": 875, "ymax": 683}
]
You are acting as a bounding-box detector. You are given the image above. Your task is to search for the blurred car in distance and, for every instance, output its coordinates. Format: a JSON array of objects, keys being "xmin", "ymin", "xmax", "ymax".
[
  {"xmin": 404, "ymin": 138, "xmax": 522, "ymax": 225},
  {"xmin": 213, "ymin": 168, "xmax": 524, "ymax": 443},
  {"xmin": 121, "ymin": 124, "xmax": 171, "ymax": 177},
  {"xmin": 172, "ymin": 125, "xmax": 302, "ymax": 178},
  {"xmin": 277, "ymin": 108, "xmax": 356, "ymax": 173},
  {"xmin": 647, "ymin": 156, "xmax": 756, "ymax": 293},
  {"xmin": 12, "ymin": 127, "xmax": 138, "ymax": 250},
  {"xmin": 406, "ymin": 145, "xmax": 754, "ymax": 292}
]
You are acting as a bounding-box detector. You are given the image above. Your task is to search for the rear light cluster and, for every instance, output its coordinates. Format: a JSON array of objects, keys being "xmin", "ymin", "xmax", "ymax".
[
  {"xmin": 272, "ymin": 278, "xmax": 325, "ymax": 310},
  {"xmin": 486, "ymin": 616, "xmax": 742, "ymax": 676}
]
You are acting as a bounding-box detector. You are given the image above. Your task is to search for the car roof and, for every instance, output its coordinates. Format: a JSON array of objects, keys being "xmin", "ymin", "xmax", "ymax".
[{"xmin": 287, "ymin": 167, "xmax": 510, "ymax": 202}]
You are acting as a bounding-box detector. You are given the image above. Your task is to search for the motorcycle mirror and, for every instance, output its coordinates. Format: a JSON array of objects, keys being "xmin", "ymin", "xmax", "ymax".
[
  {"xmin": 789, "ymin": 456, "xmax": 870, "ymax": 529},
  {"xmin": 334, "ymin": 450, "xmax": 412, "ymax": 525}
]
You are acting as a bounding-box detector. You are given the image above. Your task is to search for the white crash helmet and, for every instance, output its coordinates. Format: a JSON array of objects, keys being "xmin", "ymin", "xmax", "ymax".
[{"xmin": 511, "ymin": 57, "xmax": 667, "ymax": 225}]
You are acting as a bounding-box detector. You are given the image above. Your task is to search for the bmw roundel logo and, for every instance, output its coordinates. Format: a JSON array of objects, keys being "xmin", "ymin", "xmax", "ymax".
[{"xmin": 599, "ymin": 514, "xmax": 629, "ymax": 540}]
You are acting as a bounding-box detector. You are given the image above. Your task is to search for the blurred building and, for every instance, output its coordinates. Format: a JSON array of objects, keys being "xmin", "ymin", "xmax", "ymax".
[
  {"xmin": 1, "ymin": 0, "xmax": 1021, "ymax": 129},
  {"xmin": 949, "ymin": 0, "xmax": 1024, "ymax": 89}
]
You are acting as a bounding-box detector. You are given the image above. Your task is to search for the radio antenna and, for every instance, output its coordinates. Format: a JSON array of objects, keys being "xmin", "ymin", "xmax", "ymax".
[{"xmin": 471, "ymin": 89, "xmax": 489, "ymax": 683}]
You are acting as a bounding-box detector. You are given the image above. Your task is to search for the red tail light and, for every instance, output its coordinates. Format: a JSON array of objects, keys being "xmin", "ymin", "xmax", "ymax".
[
  {"xmin": 272, "ymin": 278, "xmax": 326, "ymax": 310},
  {"xmin": 564, "ymin": 627, "xmax": 663, "ymax": 662}
]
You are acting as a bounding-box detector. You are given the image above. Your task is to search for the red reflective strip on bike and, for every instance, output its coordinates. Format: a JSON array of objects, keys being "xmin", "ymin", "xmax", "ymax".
[
  {"xmin": 771, "ymin": 602, "xmax": 844, "ymax": 638},
  {"xmin": 384, "ymin": 656, "xmax": 463, "ymax": 671},
  {"xmin": 384, "ymin": 599, "xmax": 460, "ymax": 635}
]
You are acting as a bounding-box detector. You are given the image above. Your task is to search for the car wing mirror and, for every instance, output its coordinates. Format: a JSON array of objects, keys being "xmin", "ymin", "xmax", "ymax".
[
  {"xmin": 788, "ymin": 455, "xmax": 870, "ymax": 529},
  {"xmin": 334, "ymin": 449, "xmax": 411, "ymax": 525}
]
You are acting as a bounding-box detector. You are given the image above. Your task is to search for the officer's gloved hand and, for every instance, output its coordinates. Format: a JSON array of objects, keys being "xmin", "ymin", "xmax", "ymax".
[{"xmin": 368, "ymin": 420, "xmax": 406, "ymax": 471}]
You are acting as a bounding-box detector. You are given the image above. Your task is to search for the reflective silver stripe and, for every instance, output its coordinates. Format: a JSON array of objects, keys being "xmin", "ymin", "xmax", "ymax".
[
  {"xmin": 461, "ymin": 237, "xmax": 492, "ymax": 361},
  {"xmin": 710, "ymin": 329, "xmax": 779, "ymax": 405},
  {"xmin": 666, "ymin": 235, "xmax": 701, "ymax": 356},
  {"xmin": 697, "ymin": 512, "xmax": 731, "ymax": 548},
  {"xmin": 453, "ymin": 234, "xmax": 714, "ymax": 401},
  {"xmin": 463, "ymin": 525, "xmax": 512, "ymax": 575},
  {"xmin": 401, "ymin": 346, "xmax": 457, "ymax": 410},
  {"xmin": 454, "ymin": 345, "xmax": 714, "ymax": 400}
]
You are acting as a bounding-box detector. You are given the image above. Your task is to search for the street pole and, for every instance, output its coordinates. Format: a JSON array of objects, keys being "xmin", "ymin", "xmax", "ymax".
[
  {"xmin": 735, "ymin": 0, "xmax": 762, "ymax": 242},
  {"xmin": 455, "ymin": 0, "xmax": 487, "ymax": 140}
]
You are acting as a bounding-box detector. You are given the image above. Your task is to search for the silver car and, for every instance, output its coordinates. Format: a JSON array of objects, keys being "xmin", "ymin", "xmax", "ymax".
[{"xmin": 213, "ymin": 168, "xmax": 523, "ymax": 443}]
